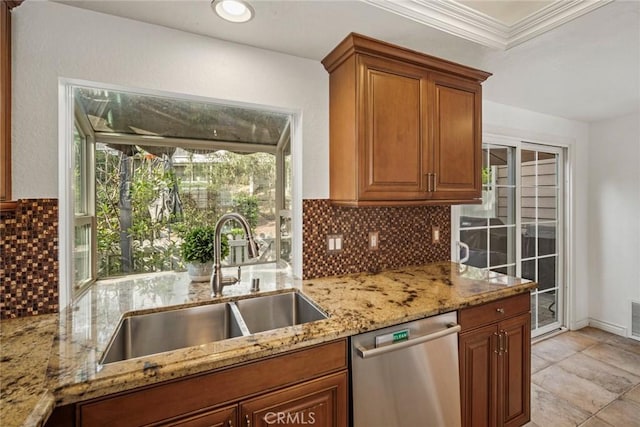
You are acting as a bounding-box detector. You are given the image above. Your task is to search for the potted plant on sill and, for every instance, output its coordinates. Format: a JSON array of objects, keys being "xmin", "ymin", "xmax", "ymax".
[{"xmin": 181, "ymin": 226, "xmax": 229, "ymax": 282}]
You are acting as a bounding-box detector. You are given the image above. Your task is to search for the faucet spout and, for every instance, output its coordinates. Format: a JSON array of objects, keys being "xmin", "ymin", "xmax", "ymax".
[{"xmin": 210, "ymin": 213, "xmax": 259, "ymax": 297}]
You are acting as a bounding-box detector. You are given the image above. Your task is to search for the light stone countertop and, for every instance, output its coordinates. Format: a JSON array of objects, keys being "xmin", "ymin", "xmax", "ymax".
[{"xmin": 0, "ymin": 262, "xmax": 535, "ymax": 427}]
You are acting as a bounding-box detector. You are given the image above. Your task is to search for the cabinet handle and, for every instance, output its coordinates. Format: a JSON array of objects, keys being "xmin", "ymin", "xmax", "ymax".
[
  {"xmin": 228, "ymin": 419, "xmax": 233, "ymax": 427},
  {"xmin": 433, "ymin": 173, "xmax": 437, "ymax": 192},
  {"xmin": 493, "ymin": 332, "xmax": 500, "ymax": 354},
  {"xmin": 496, "ymin": 308, "xmax": 505, "ymax": 314},
  {"xmin": 503, "ymin": 330, "xmax": 509, "ymax": 353},
  {"xmin": 425, "ymin": 173, "xmax": 432, "ymax": 192},
  {"xmin": 245, "ymin": 414, "xmax": 251, "ymax": 427}
]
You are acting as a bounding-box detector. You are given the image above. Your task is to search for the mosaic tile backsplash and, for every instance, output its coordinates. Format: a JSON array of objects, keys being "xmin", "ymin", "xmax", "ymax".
[
  {"xmin": 0, "ymin": 198, "xmax": 449, "ymax": 316},
  {"xmin": 1, "ymin": 199, "xmax": 59, "ymax": 319},
  {"xmin": 302, "ymin": 199, "xmax": 451, "ymax": 279}
]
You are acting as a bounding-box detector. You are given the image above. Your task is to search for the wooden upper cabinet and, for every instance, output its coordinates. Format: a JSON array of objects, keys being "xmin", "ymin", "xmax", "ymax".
[
  {"xmin": 322, "ymin": 33, "xmax": 491, "ymax": 206},
  {"xmin": 432, "ymin": 74, "xmax": 483, "ymax": 200},
  {"xmin": 359, "ymin": 55, "xmax": 429, "ymax": 200}
]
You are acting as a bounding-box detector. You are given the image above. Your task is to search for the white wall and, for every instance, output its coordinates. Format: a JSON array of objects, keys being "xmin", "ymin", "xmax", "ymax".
[
  {"xmin": 12, "ymin": 1, "xmax": 329, "ymax": 200},
  {"xmin": 588, "ymin": 111, "xmax": 640, "ymax": 336},
  {"xmin": 483, "ymin": 100, "xmax": 590, "ymax": 331}
]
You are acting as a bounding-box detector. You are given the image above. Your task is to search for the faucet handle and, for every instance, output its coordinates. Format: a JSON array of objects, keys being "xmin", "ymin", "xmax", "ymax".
[{"xmin": 251, "ymin": 278, "xmax": 260, "ymax": 292}]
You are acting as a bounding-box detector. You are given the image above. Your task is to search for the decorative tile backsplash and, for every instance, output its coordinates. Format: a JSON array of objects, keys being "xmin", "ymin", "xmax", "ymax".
[
  {"xmin": 302, "ymin": 199, "xmax": 451, "ymax": 279},
  {"xmin": 0, "ymin": 198, "xmax": 450, "ymax": 316},
  {"xmin": 0, "ymin": 199, "xmax": 59, "ymax": 319}
]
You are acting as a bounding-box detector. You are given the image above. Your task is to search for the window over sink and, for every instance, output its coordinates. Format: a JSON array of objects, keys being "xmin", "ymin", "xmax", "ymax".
[{"xmin": 70, "ymin": 85, "xmax": 294, "ymax": 293}]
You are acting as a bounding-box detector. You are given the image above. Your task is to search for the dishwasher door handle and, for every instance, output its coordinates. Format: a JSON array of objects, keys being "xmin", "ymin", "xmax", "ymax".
[{"xmin": 355, "ymin": 323, "xmax": 461, "ymax": 359}]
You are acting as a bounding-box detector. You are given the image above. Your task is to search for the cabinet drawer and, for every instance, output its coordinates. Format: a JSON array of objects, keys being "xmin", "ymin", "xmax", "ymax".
[{"xmin": 459, "ymin": 293, "xmax": 530, "ymax": 332}]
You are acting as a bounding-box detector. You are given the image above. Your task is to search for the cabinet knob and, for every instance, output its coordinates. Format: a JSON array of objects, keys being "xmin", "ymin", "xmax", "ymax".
[{"xmin": 496, "ymin": 308, "xmax": 505, "ymax": 314}]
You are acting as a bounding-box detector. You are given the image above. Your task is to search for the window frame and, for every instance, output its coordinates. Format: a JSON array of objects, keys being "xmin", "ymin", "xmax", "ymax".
[
  {"xmin": 73, "ymin": 106, "xmax": 97, "ymax": 291},
  {"xmin": 60, "ymin": 81, "xmax": 300, "ymax": 306}
]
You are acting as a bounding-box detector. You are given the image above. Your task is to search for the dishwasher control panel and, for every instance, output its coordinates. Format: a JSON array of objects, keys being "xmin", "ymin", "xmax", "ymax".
[{"xmin": 375, "ymin": 328, "xmax": 410, "ymax": 347}]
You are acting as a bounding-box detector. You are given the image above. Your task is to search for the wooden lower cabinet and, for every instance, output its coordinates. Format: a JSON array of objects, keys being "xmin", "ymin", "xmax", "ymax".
[
  {"xmin": 48, "ymin": 340, "xmax": 347, "ymax": 427},
  {"xmin": 459, "ymin": 293, "xmax": 531, "ymax": 427},
  {"xmin": 162, "ymin": 405, "xmax": 237, "ymax": 427},
  {"xmin": 241, "ymin": 372, "xmax": 347, "ymax": 427}
]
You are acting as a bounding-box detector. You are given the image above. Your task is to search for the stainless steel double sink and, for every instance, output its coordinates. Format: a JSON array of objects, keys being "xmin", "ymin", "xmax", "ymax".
[{"xmin": 100, "ymin": 292, "xmax": 327, "ymax": 365}]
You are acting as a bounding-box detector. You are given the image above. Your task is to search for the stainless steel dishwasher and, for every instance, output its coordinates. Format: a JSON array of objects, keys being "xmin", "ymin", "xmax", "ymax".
[{"xmin": 350, "ymin": 311, "xmax": 462, "ymax": 427}]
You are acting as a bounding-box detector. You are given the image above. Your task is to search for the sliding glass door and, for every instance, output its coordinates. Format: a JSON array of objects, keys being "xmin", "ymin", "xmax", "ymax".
[
  {"xmin": 521, "ymin": 145, "xmax": 564, "ymax": 336},
  {"xmin": 454, "ymin": 140, "xmax": 565, "ymax": 337}
]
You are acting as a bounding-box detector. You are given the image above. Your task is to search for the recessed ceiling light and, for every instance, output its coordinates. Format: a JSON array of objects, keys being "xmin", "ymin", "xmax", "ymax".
[{"xmin": 211, "ymin": 0, "xmax": 254, "ymax": 23}]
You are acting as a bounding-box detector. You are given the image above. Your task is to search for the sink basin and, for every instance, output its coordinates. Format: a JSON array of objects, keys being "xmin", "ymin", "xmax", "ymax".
[
  {"xmin": 100, "ymin": 303, "xmax": 246, "ymax": 365},
  {"xmin": 234, "ymin": 292, "xmax": 328, "ymax": 334},
  {"xmin": 100, "ymin": 291, "xmax": 328, "ymax": 365}
]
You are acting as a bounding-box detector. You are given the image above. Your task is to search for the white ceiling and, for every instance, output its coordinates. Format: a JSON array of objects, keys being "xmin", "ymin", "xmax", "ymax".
[
  {"xmin": 56, "ymin": 0, "xmax": 640, "ymax": 123},
  {"xmin": 459, "ymin": 0, "xmax": 556, "ymax": 25}
]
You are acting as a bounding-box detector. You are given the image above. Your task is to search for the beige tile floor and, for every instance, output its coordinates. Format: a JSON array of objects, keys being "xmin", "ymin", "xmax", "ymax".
[{"xmin": 526, "ymin": 327, "xmax": 640, "ymax": 427}]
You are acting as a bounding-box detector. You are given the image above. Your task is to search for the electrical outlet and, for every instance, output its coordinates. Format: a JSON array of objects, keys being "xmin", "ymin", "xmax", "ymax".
[
  {"xmin": 432, "ymin": 225, "xmax": 440, "ymax": 244},
  {"xmin": 335, "ymin": 235, "xmax": 343, "ymax": 250},
  {"xmin": 369, "ymin": 231, "xmax": 379, "ymax": 251},
  {"xmin": 327, "ymin": 234, "xmax": 343, "ymax": 253}
]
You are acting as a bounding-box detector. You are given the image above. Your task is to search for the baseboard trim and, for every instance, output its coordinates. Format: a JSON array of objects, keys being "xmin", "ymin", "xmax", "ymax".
[
  {"xmin": 571, "ymin": 318, "xmax": 589, "ymax": 330},
  {"xmin": 588, "ymin": 318, "xmax": 628, "ymax": 337}
]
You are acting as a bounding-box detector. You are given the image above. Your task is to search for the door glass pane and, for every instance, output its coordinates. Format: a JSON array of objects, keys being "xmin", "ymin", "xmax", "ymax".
[
  {"xmin": 489, "ymin": 226, "xmax": 514, "ymax": 267},
  {"xmin": 521, "ymin": 224, "xmax": 536, "ymax": 259},
  {"xmin": 522, "ymin": 260, "xmax": 536, "ymax": 281},
  {"xmin": 489, "ymin": 147, "xmax": 514, "ymax": 186},
  {"xmin": 537, "ymin": 187, "xmax": 558, "ymax": 221},
  {"xmin": 537, "ymin": 152, "xmax": 558, "ymax": 186},
  {"xmin": 521, "ymin": 150, "xmax": 537, "ymax": 186},
  {"xmin": 496, "ymin": 187, "xmax": 515, "ymax": 225},
  {"xmin": 461, "ymin": 228, "xmax": 487, "ymax": 269},
  {"xmin": 460, "ymin": 205, "xmax": 489, "ymax": 227},
  {"xmin": 538, "ymin": 256, "xmax": 557, "ymax": 290},
  {"xmin": 521, "ymin": 186, "xmax": 537, "ymax": 223},
  {"xmin": 538, "ymin": 223, "xmax": 557, "ymax": 256},
  {"xmin": 537, "ymin": 290, "xmax": 558, "ymax": 328}
]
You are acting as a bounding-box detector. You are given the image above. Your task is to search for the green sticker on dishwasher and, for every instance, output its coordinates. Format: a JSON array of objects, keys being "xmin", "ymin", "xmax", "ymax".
[{"xmin": 393, "ymin": 330, "xmax": 409, "ymax": 342}]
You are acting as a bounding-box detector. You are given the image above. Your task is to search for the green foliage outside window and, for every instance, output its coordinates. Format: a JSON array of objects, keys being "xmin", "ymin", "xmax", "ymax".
[{"xmin": 94, "ymin": 147, "xmax": 276, "ymax": 279}]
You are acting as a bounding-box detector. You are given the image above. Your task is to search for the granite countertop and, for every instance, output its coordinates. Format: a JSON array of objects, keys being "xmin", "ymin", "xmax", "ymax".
[{"xmin": 0, "ymin": 262, "xmax": 535, "ymax": 427}]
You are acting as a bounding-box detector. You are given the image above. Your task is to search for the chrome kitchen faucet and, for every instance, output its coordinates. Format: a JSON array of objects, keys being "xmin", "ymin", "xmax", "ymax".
[{"xmin": 210, "ymin": 213, "xmax": 260, "ymax": 297}]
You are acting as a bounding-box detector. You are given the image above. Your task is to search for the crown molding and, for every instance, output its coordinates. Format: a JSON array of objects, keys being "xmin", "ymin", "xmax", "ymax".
[{"xmin": 363, "ymin": 0, "xmax": 613, "ymax": 50}]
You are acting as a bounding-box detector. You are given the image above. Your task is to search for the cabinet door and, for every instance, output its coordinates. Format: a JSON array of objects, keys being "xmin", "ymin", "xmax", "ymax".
[
  {"xmin": 499, "ymin": 313, "xmax": 531, "ymax": 427},
  {"xmin": 459, "ymin": 324, "xmax": 499, "ymax": 427},
  {"xmin": 358, "ymin": 55, "xmax": 430, "ymax": 200},
  {"xmin": 160, "ymin": 405, "xmax": 237, "ymax": 427},
  {"xmin": 432, "ymin": 74, "xmax": 482, "ymax": 201},
  {"xmin": 240, "ymin": 371, "xmax": 347, "ymax": 427}
]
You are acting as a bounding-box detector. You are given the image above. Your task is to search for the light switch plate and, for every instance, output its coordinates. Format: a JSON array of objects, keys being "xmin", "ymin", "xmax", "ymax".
[
  {"xmin": 369, "ymin": 231, "xmax": 379, "ymax": 251},
  {"xmin": 327, "ymin": 234, "xmax": 343, "ymax": 253},
  {"xmin": 432, "ymin": 226, "xmax": 440, "ymax": 244}
]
